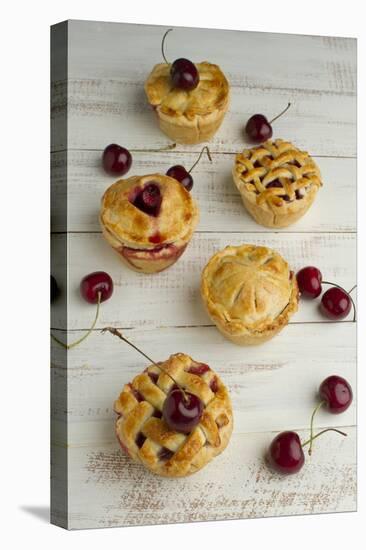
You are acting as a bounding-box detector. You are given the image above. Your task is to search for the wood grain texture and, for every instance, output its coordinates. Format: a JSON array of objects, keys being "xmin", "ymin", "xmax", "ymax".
[
  {"xmin": 50, "ymin": 20, "xmax": 357, "ymax": 529},
  {"xmin": 67, "ymin": 427, "xmax": 356, "ymax": 529},
  {"xmin": 51, "ymin": 21, "xmax": 356, "ymax": 154},
  {"xmin": 51, "ymin": 323, "xmax": 356, "ymax": 447},
  {"xmin": 51, "ymin": 232, "xmax": 356, "ymax": 330},
  {"xmin": 51, "ymin": 150, "xmax": 356, "ymax": 234}
]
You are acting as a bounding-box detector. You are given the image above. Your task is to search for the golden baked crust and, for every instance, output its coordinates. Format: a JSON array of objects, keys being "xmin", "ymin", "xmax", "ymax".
[
  {"xmin": 100, "ymin": 174, "xmax": 199, "ymax": 272},
  {"xmin": 114, "ymin": 353, "xmax": 233, "ymax": 477},
  {"xmin": 201, "ymin": 244, "xmax": 299, "ymax": 345},
  {"xmin": 145, "ymin": 62, "xmax": 229, "ymax": 144},
  {"xmin": 232, "ymin": 139, "xmax": 322, "ymax": 228}
]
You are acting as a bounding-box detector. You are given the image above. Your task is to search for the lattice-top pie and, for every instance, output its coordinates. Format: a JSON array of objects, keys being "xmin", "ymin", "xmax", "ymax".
[
  {"xmin": 145, "ymin": 62, "xmax": 229, "ymax": 144},
  {"xmin": 114, "ymin": 353, "xmax": 233, "ymax": 477},
  {"xmin": 232, "ymin": 139, "xmax": 322, "ymax": 228},
  {"xmin": 201, "ymin": 244, "xmax": 299, "ymax": 345},
  {"xmin": 100, "ymin": 174, "xmax": 199, "ymax": 273}
]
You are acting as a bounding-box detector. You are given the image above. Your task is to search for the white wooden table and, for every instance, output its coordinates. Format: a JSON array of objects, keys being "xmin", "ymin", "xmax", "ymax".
[{"xmin": 51, "ymin": 20, "xmax": 357, "ymax": 529}]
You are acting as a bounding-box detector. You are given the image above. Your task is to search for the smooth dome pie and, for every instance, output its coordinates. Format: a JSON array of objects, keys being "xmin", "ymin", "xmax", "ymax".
[
  {"xmin": 145, "ymin": 62, "xmax": 229, "ymax": 144},
  {"xmin": 100, "ymin": 174, "xmax": 199, "ymax": 273},
  {"xmin": 232, "ymin": 139, "xmax": 322, "ymax": 228},
  {"xmin": 201, "ymin": 244, "xmax": 299, "ymax": 345},
  {"xmin": 114, "ymin": 353, "xmax": 233, "ymax": 477}
]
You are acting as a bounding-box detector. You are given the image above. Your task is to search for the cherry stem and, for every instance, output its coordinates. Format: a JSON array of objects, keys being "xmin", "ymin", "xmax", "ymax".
[
  {"xmin": 308, "ymin": 400, "xmax": 326, "ymax": 456},
  {"xmin": 51, "ymin": 292, "xmax": 101, "ymax": 350},
  {"xmin": 101, "ymin": 327, "xmax": 189, "ymax": 401},
  {"xmin": 302, "ymin": 427, "xmax": 347, "ymax": 449},
  {"xmin": 161, "ymin": 28, "xmax": 173, "ymax": 65},
  {"xmin": 188, "ymin": 146, "xmax": 212, "ymax": 173},
  {"xmin": 269, "ymin": 102, "xmax": 291, "ymax": 124},
  {"xmin": 322, "ymin": 281, "xmax": 357, "ymax": 322}
]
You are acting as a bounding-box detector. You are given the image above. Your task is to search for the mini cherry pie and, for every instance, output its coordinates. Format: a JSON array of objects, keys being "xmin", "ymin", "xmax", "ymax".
[
  {"xmin": 114, "ymin": 353, "xmax": 233, "ymax": 477},
  {"xmin": 145, "ymin": 62, "xmax": 229, "ymax": 144},
  {"xmin": 232, "ymin": 139, "xmax": 322, "ymax": 228},
  {"xmin": 201, "ymin": 244, "xmax": 299, "ymax": 345},
  {"xmin": 100, "ymin": 174, "xmax": 199, "ymax": 273}
]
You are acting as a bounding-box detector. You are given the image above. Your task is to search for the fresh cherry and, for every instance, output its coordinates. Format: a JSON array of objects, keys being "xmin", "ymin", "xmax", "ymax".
[
  {"xmin": 320, "ymin": 287, "xmax": 352, "ymax": 320},
  {"xmin": 245, "ymin": 114, "xmax": 273, "ymax": 144},
  {"xmin": 296, "ymin": 266, "xmax": 323, "ymax": 299},
  {"xmin": 166, "ymin": 146, "xmax": 212, "ymax": 192},
  {"xmin": 51, "ymin": 275, "xmax": 60, "ymax": 303},
  {"xmin": 170, "ymin": 58, "xmax": 199, "ymax": 91},
  {"xmin": 166, "ymin": 165, "xmax": 193, "ymax": 191},
  {"xmin": 319, "ymin": 375, "xmax": 353, "ymax": 414},
  {"xmin": 268, "ymin": 431, "xmax": 305, "ymax": 475},
  {"xmin": 80, "ymin": 271, "xmax": 114, "ymax": 304},
  {"xmin": 163, "ymin": 387, "xmax": 203, "ymax": 434},
  {"xmin": 133, "ymin": 183, "xmax": 162, "ymax": 216},
  {"xmin": 102, "ymin": 144, "xmax": 132, "ymax": 176},
  {"xmin": 161, "ymin": 29, "xmax": 199, "ymax": 92},
  {"xmin": 245, "ymin": 103, "xmax": 291, "ymax": 144}
]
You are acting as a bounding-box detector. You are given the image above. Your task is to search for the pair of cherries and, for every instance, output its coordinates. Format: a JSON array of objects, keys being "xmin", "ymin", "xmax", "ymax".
[
  {"xmin": 268, "ymin": 375, "xmax": 353, "ymax": 475},
  {"xmin": 296, "ymin": 266, "xmax": 356, "ymax": 320}
]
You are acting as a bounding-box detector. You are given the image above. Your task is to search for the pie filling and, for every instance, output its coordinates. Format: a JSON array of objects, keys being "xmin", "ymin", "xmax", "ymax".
[{"xmin": 118, "ymin": 241, "xmax": 187, "ymax": 264}]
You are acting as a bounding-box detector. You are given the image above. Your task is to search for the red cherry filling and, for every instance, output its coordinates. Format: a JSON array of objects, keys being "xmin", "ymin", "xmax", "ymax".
[
  {"xmin": 129, "ymin": 386, "xmax": 144, "ymax": 402},
  {"xmin": 163, "ymin": 388, "xmax": 203, "ymax": 434},
  {"xmin": 148, "ymin": 372, "xmax": 159, "ymax": 384},
  {"xmin": 132, "ymin": 183, "xmax": 162, "ymax": 217},
  {"xmin": 268, "ymin": 431, "xmax": 305, "ymax": 475},
  {"xmin": 296, "ymin": 266, "xmax": 323, "ymax": 299},
  {"xmin": 80, "ymin": 271, "xmax": 114, "ymax": 304},
  {"xmin": 170, "ymin": 58, "xmax": 199, "ymax": 91},
  {"xmin": 135, "ymin": 432, "xmax": 146, "ymax": 448},
  {"xmin": 158, "ymin": 447, "xmax": 174, "ymax": 461},
  {"xmin": 210, "ymin": 377, "xmax": 219, "ymax": 393},
  {"xmin": 188, "ymin": 363, "xmax": 210, "ymax": 375},
  {"xmin": 320, "ymin": 287, "xmax": 352, "ymax": 320},
  {"xmin": 319, "ymin": 375, "xmax": 353, "ymax": 414}
]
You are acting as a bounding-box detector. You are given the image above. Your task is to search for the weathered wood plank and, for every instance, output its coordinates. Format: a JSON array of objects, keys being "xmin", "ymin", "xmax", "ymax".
[
  {"xmin": 51, "ymin": 150, "xmax": 356, "ymax": 233},
  {"xmin": 52, "ymin": 79, "xmax": 356, "ymax": 155},
  {"xmin": 66, "ymin": 21, "xmax": 356, "ymax": 94},
  {"xmin": 67, "ymin": 427, "xmax": 356, "ymax": 529},
  {"xmin": 51, "ymin": 232, "xmax": 356, "ymax": 330},
  {"xmin": 51, "ymin": 323, "xmax": 356, "ymax": 445}
]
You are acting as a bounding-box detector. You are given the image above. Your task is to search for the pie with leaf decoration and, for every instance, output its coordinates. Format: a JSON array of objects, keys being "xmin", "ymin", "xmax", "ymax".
[{"xmin": 201, "ymin": 244, "xmax": 299, "ymax": 345}]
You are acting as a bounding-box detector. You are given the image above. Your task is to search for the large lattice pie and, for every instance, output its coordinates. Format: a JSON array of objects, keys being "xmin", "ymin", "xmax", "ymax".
[
  {"xmin": 232, "ymin": 139, "xmax": 322, "ymax": 228},
  {"xmin": 201, "ymin": 244, "xmax": 299, "ymax": 345},
  {"xmin": 145, "ymin": 62, "xmax": 229, "ymax": 144},
  {"xmin": 114, "ymin": 353, "xmax": 233, "ymax": 477},
  {"xmin": 100, "ymin": 174, "xmax": 199, "ymax": 273}
]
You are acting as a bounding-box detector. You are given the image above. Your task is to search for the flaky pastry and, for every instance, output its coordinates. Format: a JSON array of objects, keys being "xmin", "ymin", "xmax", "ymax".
[
  {"xmin": 100, "ymin": 174, "xmax": 199, "ymax": 273},
  {"xmin": 232, "ymin": 139, "xmax": 322, "ymax": 228},
  {"xmin": 201, "ymin": 244, "xmax": 299, "ymax": 345},
  {"xmin": 114, "ymin": 353, "xmax": 233, "ymax": 477},
  {"xmin": 145, "ymin": 62, "xmax": 229, "ymax": 144}
]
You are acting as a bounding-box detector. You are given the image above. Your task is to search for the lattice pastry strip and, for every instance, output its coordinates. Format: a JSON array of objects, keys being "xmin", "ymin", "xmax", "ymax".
[{"xmin": 114, "ymin": 353, "xmax": 233, "ymax": 477}]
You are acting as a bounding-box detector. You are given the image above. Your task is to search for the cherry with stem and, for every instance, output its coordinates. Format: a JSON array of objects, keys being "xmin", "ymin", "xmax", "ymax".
[
  {"xmin": 166, "ymin": 146, "xmax": 212, "ymax": 191},
  {"xmin": 245, "ymin": 102, "xmax": 291, "ymax": 144},
  {"xmin": 160, "ymin": 28, "xmax": 199, "ymax": 91}
]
